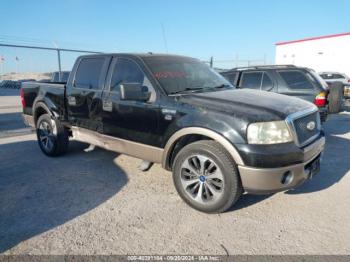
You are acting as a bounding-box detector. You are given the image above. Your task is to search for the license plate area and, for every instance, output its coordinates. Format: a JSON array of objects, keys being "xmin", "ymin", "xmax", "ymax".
[{"xmin": 304, "ymin": 154, "xmax": 321, "ymax": 179}]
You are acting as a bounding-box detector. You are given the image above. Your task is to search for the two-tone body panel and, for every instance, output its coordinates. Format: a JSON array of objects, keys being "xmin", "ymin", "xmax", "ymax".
[{"xmin": 21, "ymin": 53, "xmax": 325, "ymax": 195}]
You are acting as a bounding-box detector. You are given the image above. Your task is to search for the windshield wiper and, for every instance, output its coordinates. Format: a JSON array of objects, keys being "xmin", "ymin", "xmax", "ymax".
[{"xmin": 169, "ymin": 87, "xmax": 205, "ymax": 95}]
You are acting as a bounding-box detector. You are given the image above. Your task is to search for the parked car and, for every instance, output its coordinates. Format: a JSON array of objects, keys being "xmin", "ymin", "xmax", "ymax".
[
  {"xmin": 319, "ymin": 72, "xmax": 350, "ymax": 85},
  {"xmin": 319, "ymin": 72, "xmax": 350, "ymax": 109},
  {"xmin": 21, "ymin": 54, "xmax": 325, "ymax": 213},
  {"xmin": 50, "ymin": 71, "xmax": 70, "ymax": 82},
  {"xmin": 0, "ymin": 80, "xmax": 21, "ymax": 89},
  {"xmin": 220, "ymin": 65, "xmax": 337, "ymax": 121}
]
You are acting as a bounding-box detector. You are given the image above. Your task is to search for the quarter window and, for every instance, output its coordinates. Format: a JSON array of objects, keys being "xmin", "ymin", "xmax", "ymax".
[
  {"xmin": 75, "ymin": 58, "xmax": 105, "ymax": 89},
  {"xmin": 278, "ymin": 70, "xmax": 314, "ymax": 90}
]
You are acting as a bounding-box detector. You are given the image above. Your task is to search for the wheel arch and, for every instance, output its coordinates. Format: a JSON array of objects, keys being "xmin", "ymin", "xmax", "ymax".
[
  {"xmin": 162, "ymin": 127, "xmax": 244, "ymax": 170},
  {"xmin": 33, "ymin": 102, "xmax": 55, "ymax": 126}
]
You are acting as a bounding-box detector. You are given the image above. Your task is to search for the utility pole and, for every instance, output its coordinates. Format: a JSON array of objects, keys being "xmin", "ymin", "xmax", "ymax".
[
  {"xmin": 209, "ymin": 56, "xmax": 213, "ymax": 68},
  {"xmin": 0, "ymin": 55, "xmax": 3, "ymax": 81},
  {"xmin": 53, "ymin": 41, "xmax": 62, "ymax": 80},
  {"xmin": 57, "ymin": 49, "xmax": 62, "ymax": 80},
  {"xmin": 15, "ymin": 56, "xmax": 19, "ymax": 75}
]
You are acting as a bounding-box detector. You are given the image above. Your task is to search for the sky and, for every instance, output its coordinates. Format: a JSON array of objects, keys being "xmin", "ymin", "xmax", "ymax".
[{"xmin": 0, "ymin": 0, "xmax": 349, "ymax": 73}]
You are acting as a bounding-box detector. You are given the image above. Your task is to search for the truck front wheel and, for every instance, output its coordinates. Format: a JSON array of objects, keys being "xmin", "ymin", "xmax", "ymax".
[
  {"xmin": 36, "ymin": 114, "xmax": 69, "ymax": 157},
  {"xmin": 172, "ymin": 140, "xmax": 243, "ymax": 213}
]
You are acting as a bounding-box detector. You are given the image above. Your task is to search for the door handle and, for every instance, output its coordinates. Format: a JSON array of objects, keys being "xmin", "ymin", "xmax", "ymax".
[
  {"xmin": 103, "ymin": 100, "xmax": 113, "ymax": 112},
  {"xmin": 68, "ymin": 96, "xmax": 77, "ymax": 106}
]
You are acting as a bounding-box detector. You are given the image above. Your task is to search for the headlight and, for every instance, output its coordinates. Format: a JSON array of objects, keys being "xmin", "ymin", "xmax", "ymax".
[{"xmin": 247, "ymin": 121, "xmax": 293, "ymax": 144}]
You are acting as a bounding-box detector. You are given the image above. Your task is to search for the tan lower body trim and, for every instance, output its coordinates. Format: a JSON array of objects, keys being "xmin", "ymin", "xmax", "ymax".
[
  {"xmin": 71, "ymin": 127, "xmax": 164, "ymax": 163},
  {"xmin": 238, "ymin": 137, "xmax": 325, "ymax": 194}
]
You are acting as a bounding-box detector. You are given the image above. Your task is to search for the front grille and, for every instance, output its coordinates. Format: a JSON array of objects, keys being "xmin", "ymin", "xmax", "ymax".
[{"xmin": 293, "ymin": 111, "xmax": 320, "ymax": 146}]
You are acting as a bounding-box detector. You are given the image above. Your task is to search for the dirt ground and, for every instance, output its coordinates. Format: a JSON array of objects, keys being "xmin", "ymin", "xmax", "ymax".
[{"xmin": 0, "ymin": 89, "xmax": 349, "ymax": 255}]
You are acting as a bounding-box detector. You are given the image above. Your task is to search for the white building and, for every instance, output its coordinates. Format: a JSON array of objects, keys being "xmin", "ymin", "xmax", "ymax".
[{"xmin": 275, "ymin": 32, "xmax": 350, "ymax": 76}]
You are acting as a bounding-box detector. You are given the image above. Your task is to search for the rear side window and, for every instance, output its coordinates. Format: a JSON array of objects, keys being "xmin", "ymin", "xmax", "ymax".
[
  {"xmin": 75, "ymin": 57, "xmax": 105, "ymax": 89},
  {"xmin": 240, "ymin": 72, "xmax": 263, "ymax": 89},
  {"xmin": 110, "ymin": 58, "xmax": 145, "ymax": 91},
  {"xmin": 278, "ymin": 70, "xmax": 314, "ymax": 90}
]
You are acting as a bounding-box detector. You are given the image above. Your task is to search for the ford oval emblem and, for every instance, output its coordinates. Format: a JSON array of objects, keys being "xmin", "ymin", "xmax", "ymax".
[{"xmin": 306, "ymin": 121, "xmax": 316, "ymax": 131}]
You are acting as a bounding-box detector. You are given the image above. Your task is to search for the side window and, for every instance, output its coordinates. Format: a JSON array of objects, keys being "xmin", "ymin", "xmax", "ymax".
[
  {"xmin": 75, "ymin": 57, "xmax": 105, "ymax": 90},
  {"xmin": 278, "ymin": 70, "xmax": 314, "ymax": 90},
  {"xmin": 225, "ymin": 72, "xmax": 237, "ymax": 85},
  {"xmin": 261, "ymin": 73, "xmax": 273, "ymax": 91},
  {"xmin": 110, "ymin": 58, "xmax": 145, "ymax": 91},
  {"xmin": 240, "ymin": 72, "xmax": 263, "ymax": 89}
]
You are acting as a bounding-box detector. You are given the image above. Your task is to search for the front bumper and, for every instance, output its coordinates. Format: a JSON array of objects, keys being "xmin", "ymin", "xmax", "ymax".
[{"xmin": 238, "ymin": 136, "xmax": 325, "ymax": 194}]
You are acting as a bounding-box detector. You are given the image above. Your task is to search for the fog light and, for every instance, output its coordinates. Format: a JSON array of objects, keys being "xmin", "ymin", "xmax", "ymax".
[{"xmin": 281, "ymin": 171, "xmax": 293, "ymax": 185}]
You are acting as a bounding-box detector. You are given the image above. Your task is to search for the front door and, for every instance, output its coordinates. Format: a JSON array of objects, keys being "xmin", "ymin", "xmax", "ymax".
[{"xmin": 100, "ymin": 57, "xmax": 160, "ymax": 146}]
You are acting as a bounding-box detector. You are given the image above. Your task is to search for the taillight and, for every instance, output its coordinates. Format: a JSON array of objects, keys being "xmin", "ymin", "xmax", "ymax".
[
  {"xmin": 314, "ymin": 92, "xmax": 327, "ymax": 107},
  {"xmin": 348, "ymin": 79, "xmax": 350, "ymax": 84},
  {"xmin": 20, "ymin": 88, "xmax": 26, "ymax": 108}
]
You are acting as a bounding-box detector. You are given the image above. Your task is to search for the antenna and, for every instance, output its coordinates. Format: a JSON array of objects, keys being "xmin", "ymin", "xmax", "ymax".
[{"xmin": 161, "ymin": 23, "xmax": 168, "ymax": 54}]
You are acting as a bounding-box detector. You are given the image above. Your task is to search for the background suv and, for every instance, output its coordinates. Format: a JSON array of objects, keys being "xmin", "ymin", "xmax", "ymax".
[
  {"xmin": 319, "ymin": 71, "xmax": 350, "ymax": 85},
  {"xmin": 220, "ymin": 65, "xmax": 331, "ymax": 121}
]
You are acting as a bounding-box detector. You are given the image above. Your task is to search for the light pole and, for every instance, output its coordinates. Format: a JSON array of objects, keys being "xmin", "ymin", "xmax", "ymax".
[{"xmin": 0, "ymin": 56, "xmax": 4, "ymax": 81}]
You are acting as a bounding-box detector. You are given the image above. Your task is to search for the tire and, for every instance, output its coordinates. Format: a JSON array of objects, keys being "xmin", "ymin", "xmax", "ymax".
[
  {"xmin": 36, "ymin": 114, "xmax": 69, "ymax": 156},
  {"xmin": 172, "ymin": 140, "xmax": 243, "ymax": 213},
  {"xmin": 328, "ymin": 82, "xmax": 344, "ymax": 113}
]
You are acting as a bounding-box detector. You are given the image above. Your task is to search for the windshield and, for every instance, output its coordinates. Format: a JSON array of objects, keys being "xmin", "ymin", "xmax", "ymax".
[{"xmin": 143, "ymin": 56, "xmax": 233, "ymax": 95}]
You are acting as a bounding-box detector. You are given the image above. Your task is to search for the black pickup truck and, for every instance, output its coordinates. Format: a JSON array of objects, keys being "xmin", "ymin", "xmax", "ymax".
[{"xmin": 21, "ymin": 53, "xmax": 325, "ymax": 213}]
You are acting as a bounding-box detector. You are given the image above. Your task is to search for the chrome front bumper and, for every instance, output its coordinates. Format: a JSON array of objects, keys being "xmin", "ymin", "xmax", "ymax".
[{"xmin": 238, "ymin": 136, "xmax": 325, "ymax": 194}]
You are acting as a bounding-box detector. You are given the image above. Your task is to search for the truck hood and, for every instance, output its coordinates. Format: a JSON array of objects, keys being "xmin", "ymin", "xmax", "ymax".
[{"xmin": 179, "ymin": 89, "xmax": 316, "ymax": 122}]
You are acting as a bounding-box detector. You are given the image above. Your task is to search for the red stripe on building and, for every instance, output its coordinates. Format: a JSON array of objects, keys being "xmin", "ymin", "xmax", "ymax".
[{"xmin": 276, "ymin": 32, "xmax": 350, "ymax": 46}]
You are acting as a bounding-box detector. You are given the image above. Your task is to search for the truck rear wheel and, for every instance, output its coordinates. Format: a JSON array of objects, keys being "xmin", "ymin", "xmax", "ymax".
[
  {"xmin": 36, "ymin": 114, "xmax": 69, "ymax": 156},
  {"xmin": 172, "ymin": 140, "xmax": 242, "ymax": 213},
  {"xmin": 328, "ymin": 82, "xmax": 344, "ymax": 113}
]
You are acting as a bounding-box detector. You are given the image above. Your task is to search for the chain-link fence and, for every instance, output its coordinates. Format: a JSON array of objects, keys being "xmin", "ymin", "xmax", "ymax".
[
  {"xmin": 0, "ymin": 42, "xmax": 270, "ymax": 89},
  {"xmin": 0, "ymin": 43, "xmax": 101, "ymax": 88}
]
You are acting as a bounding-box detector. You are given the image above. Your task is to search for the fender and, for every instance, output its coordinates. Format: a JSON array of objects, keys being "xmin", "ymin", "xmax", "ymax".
[
  {"xmin": 162, "ymin": 127, "xmax": 245, "ymax": 169},
  {"xmin": 32, "ymin": 100, "xmax": 57, "ymax": 124}
]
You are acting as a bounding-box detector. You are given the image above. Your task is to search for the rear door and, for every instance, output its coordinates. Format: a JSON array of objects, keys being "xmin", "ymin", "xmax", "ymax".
[
  {"xmin": 276, "ymin": 69, "xmax": 319, "ymax": 103},
  {"xmin": 238, "ymin": 70, "xmax": 275, "ymax": 91},
  {"xmin": 66, "ymin": 55, "xmax": 111, "ymax": 131},
  {"xmin": 100, "ymin": 56, "xmax": 160, "ymax": 146}
]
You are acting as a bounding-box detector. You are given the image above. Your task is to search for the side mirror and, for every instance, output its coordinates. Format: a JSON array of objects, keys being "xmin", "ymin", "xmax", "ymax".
[{"xmin": 120, "ymin": 83, "xmax": 151, "ymax": 102}]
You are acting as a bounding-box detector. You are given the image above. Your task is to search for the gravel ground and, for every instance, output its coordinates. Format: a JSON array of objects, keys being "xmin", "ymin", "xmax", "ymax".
[{"xmin": 0, "ymin": 90, "xmax": 350, "ymax": 255}]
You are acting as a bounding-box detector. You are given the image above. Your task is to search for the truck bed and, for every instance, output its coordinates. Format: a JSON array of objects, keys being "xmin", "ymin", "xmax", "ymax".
[{"xmin": 21, "ymin": 81, "xmax": 66, "ymax": 119}]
